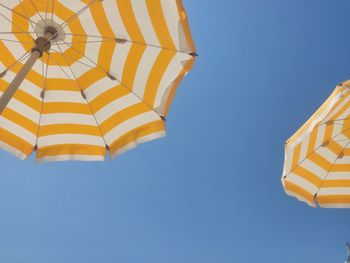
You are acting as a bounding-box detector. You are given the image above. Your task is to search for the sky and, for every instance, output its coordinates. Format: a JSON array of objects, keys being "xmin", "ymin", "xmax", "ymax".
[{"xmin": 0, "ymin": 0, "xmax": 350, "ymax": 262}]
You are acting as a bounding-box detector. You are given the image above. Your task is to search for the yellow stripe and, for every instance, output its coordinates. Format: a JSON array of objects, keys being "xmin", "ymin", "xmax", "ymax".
[
  {"xmin": 286, "ymin": 87, "xmax": 341, "ymax": 145},
  {"xmin": 175, "ymin": 0, "xmax": 196, "ymax": 51},
  {"xmin": 285, "ymin": 181, "xmax": 315, "ymax": 204},
  {"xmin": 116, "ymin": 0, "xmax": 146, "ymax": 89},
  {"xmin": 321, "ymin": 180, "xmax": 350, "ymax": 187},
  {"xmin": 39, "ymin": 124, "xmax": 101, "ymax": 136},
  {"xmin": 146, "ymin": 0, "xmax": 176, "ymax": 49},
  {"xmin": 325, "ymin": 140, "xmax": 343, "ymax": 156},
  {"xmin": 1, "ymin": 108, "xmax": 38, "ymax": 134},
  {"xmin": 0, "ymin": 79, "xmax": 41, "ymax": 112},
  {"xmin": 164, "ymin": 58, "xmax": 194, "ymax": 116},
  {"xmin": 89, "ymin": 85, "xmax": 128, "ymax": 113},
  {"xmin": 85, "ymin": 0, "xmax": 116, "ymax": 71},
  {"xmin": 79, "ymin": 69, "xmax": 106, "ymax": 90},
  {"xmin": 117, "ymin": 0, "xmax": 145, "ymax": 42},
  {"xmin": 13, "ymin": 89, "xmax": 41, "ymax": 112},
  {"xmin": 121, "ymin": 44, "xmax": 146, "ymax": 89},
  {"xmin": 110, "ymin": 120, "xmax": 165, "ymax": 154},
  {"xmin": 290, "ymin": 143, "xmax": 301, "ymax": 170},
  {"xmin": 42, "ymin": 103, "xmax": 91, "ymax": 114},
  {"xmin": 0, "ymin": 127, "xmax": 34, "ymax": 156},
  {"xmin": 144, "ymin": 49, "xmax": 176, "ymax": 107},
  {"xmin": 322, "ymin": 92, "xmax": 349, "ymax": 120},
  {"xmin": 323, "ymin": 123, "xmax": 333, "ymax": 144},
  {"xmin": 330, "ymin": 163, "xmax": 350, "ymax": 172},
  {"xmin": 37, "ymin": 144, "xmax": 106, "ymax": 158},
  {"xmin": 293, "ymin": 166, "xmax": 322, "ymax": 187},
  {"xmin": 12, "ymin": 2, "xmax": 33, "ymax": 48},
  {"xmin": 307, "ymin": 128, "xmax": 317, "ymax": 155},
  {"xmin": 46, "ymin": 78, "xmax": 78, "ymax": 91},
  {"xmin": 317, "ymin": 195, "xmax": 350, "ymax": 204},
  {"xmin": 308, "ymin": 152, "xmax": 332, "ymax": 171},
  {"xmin": 100, "ymin": 102, "xmax": 149, "ymax": 134},
  {"xmin": 0, "ymin": 42, "xmax": 42, "ymax": 88}
]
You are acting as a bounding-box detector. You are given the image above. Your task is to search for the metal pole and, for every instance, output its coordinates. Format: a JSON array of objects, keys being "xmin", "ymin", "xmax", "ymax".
[
  {"xmin": 0, "ymin": 51, "xmax": 41, "ymax": 113},
  {"xmin": 0, "ymin": 30, "xmax": 54, "ymax": 114}
]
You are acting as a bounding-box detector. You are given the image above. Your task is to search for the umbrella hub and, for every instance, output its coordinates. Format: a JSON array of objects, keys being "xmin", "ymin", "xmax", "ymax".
[
  {"xmin": 34, "ymin": 19, "xmax": 66, "ymax": 44},
  {"xmin": 33, "ymin": 19, "xmax": 67, "ymax": 57}
]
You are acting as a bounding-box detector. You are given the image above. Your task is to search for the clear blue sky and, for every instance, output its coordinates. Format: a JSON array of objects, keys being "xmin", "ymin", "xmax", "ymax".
[{"xmin": 1, "ymin": 0, "xmax": 350, "ymax": 262}]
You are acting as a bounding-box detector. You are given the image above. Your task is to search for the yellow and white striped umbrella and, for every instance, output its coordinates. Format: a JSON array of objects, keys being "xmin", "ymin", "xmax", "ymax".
[
  {"xmin": 0, "ymin": 0, "xmax": 196, "ymax": 163},
  {"xmin": 282, "ymin": 82, "xmax": 350, "ymax": 208}
]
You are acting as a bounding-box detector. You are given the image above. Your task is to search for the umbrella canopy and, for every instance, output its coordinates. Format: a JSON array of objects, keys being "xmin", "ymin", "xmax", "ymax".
[
  {"xmin": 282, "ymin": 82, "xmax": 350, "ymax": 208},
  {"xmin": 0, "ymin": 0, "xmax": 196, "ymax": 162}
]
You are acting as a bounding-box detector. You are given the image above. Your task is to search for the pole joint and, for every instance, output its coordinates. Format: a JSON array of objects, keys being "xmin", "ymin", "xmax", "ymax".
[{"xmin": 32, "ymin": 37, "xmax": 51, "ymax": 57}]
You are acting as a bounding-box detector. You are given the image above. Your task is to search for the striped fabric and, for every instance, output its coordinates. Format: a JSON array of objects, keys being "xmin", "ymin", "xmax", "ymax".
[
  {"xmin": 282, "ymin": 81, "xmax": 350, "ymax": 208},
  {"xmin": 0, "ymin": 0, "xmax": 196, "ymax": 162}
]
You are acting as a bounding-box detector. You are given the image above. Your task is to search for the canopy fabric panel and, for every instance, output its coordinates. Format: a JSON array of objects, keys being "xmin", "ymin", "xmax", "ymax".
[{"xmin": 0, "ymin": 0, "xmax": 196, "ymax": 162}]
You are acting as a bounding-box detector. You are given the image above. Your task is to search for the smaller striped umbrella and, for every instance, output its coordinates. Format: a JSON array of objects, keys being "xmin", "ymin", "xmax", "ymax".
[{"xmin": 282, "ymin": 81, "xmax": 350, "ymax": 208}]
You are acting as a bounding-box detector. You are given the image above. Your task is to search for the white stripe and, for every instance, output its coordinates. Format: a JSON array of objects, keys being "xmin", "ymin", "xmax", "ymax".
[
  {"xmin": 132, "ymin": 46, "xmax": 160, "ymax": 97},
  {"xmin": 160, "ymin": 0, "xmax": 183, "ymax": 50},
  {"xmin": 111, "ymin": 130, "xmax": 165, "ymax": 158},
  {"xmin": 37, "ymin": 154, "xmax": 104, "ymax": 163},
  {"xmin": 284, "ymin": 189, "xmax": 316, "ymax": 207},
  {"xmin": 154, "ymin": 53, "xmax": 191, "ymax": 111},
  {"xmin": 285, "ymin": 173, "xmax": 319, "ymax": 195},
  {"xmin": 299, "ymin": 136, "xmax": 310, "ymax": 162},
  {"xmin": 2, "ymin": 71, "xmax": 42, "ymax": 98},
  {"xmin": 315, "ymin": 124, "xmax": 326, "ymax": 149},
  {"xmin": 318, "ymin": 187, "xmax": 350, "ymax": 195},
  {"xmin": 299, "ymin": 159, "xmax": 327, "ymax": 180},
  {"xmin": 103, "ymin": 0, "xmax": 130, "ymax": 40},
  {"xmin": 318, "ymin": 203, "xmax": 350, "ymax": 208},
  {"xmin": 316, "ymin": 146, "xmax": 337, "ymax": 164},
  {"xmin": 44, "ymin": 90, "xmax": 85, "ymax": 103},
  {"xmin": 96, "ymin": 93, "xmax": 139, "ymax": 123},
  {"xmin": 0, "ymin": 117, "xmax": 36, "ymax": 143},
  {"xmin": 0, "ymin": 140, "xmax": 28, "ymax": 160},
  {"xmin": 131, "ymin": 0, "xmax": 160, "ymax": 45},
  {"xmin": 6, "ymin": 99, "xmax": 40, "ymax": 120},
  {"xmin": 38, "ymin": 134, "xmax": 104, "ymax": 147},
  {"xmin": 105, "ymin": 111, "xmax": 160, "ymax": 144},
  {"xmin": 325, "ymin": 172, "xmax": 350, "ymax": 180},
  {"xmin": 40, "ymin": 113, "xmax": 97, "ymax": 126},
  {"xmin": 110, "ymin": 42, "xmax": 132, "ymax": 79},
  {"xmin": 84, "ymin": 77, "xmax": 117, "ymax": 101}
]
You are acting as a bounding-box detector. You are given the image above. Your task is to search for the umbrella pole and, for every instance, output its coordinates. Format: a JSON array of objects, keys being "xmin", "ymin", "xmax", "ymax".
[
  {"xmin": 0, "ymin": 30, "xmax": 55, "ymax": 114},
  {"xmin": 0, "ymin": 51, "xmax": 41, "ymax": 114}
]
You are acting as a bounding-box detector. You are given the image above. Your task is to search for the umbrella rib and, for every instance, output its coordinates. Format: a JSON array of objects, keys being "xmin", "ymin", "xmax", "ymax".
[
  {"xmin": 55, "ymin": 41, "xmax": 165, "ymax": 119},
  {"xmin": 0, "ymin": 31, "xmax": 34, "ymax": 35},
  {"xmin": 0, "ymin": 38, "xmax": 33, "ymax": 45},
  {"xmin": 54, "ymin": 44, "xmax": 110, "ymax": 149},
  {"xmin": 18, "ymin": 0, "xmax": 38, "ymax": 37},
  {"xmin": 313, "ymin": 140, "xmax": 350, "ymax": 205},
  {"xmin": 0, "ymin": 3, "xmax": 40, "ymax": 28},
  {"xmin": 0, "ymin": 50, "xmax": 31, "ymax": 77},
  {"xmin": 50, "ymin": 47, "xmax": 96, "ymax": 69},
  {"xmin": 44, "ymin": 0, "xmax": 49, "ymax": 20},
  {"xmin": 0, "ymin": 12, "xmax": 33, "ymax": 38},
  {"xmin": 61, "ymin": 0, "xmax": 98, "ymax": 29},
  {"xmin": 284, "ymin": 125, "xmax": 350, "ymax": 180},
  {"xmin": 63, "ymin": 33, "xmax": 197, "ymax": 55},
  {"xmin": 27, "ymin": 0, "xmax": 44, "ymax": 22},
  {"xmin": 35, "ymin": 54, "xmax": 50, "ymax": 149},
  {"xmin": 51, "ymin": 0, "xmax": 54, "ymax": 23}
]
